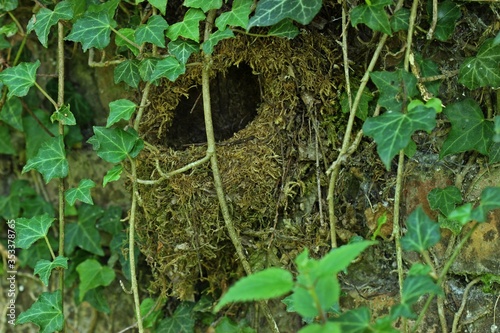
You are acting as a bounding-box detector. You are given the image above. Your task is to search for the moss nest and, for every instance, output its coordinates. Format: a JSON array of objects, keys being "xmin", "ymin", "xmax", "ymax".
[{"xmin": 135, "ymin": 31, "xmax": 343, "ymax": 300}]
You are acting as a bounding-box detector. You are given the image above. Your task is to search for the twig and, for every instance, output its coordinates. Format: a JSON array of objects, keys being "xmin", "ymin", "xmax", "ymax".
[{"xmin": 451, "ymin": 277, "xmax": 482, "ymax": 333}]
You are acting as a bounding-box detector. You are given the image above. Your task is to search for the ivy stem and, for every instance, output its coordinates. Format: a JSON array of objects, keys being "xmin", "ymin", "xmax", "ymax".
[
  {"xmin": 57, "ymin": 20, "xmax": 66, "ymax": 331},
  {"xmin": 411, "ymin": 223, "xmax": 479, "ymax": 332},
  {"xmin": 203, "ymin": 10, "xmax": 279, "ymax": 333},
  {"xmin": 34, "ymin": 81, "xmax": 59, "ymax": 111}
]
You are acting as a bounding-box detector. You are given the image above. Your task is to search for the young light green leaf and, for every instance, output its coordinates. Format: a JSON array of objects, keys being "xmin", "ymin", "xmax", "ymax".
[
  {"xmin": 0, "ymin": 22, "xmax": 17, "ymax": 36},
  {"xmin": 115, "ymin": 28, "xmax": 139, "ymax": 56},
  {"xmin": 214, "ymin": 267, "xmax": 293, "ymax": 312},
  {"xmin": 268, "ymin": 19, "xmax": 299, "ymax": 39},
  {"xmin": 114, "ymin": 59, "xmax": 141, "ymax": 88},
  {"xmin": 448, "ymin": 203, "xmax": 473, "ymax": 225},
  {"xmin": 299, "ymin": 322, "xmax": 342, "ymax": 333},
  {"xmin": 0, "ymin": 125, "xmax": 15, "ymax": 155},
  {"xmin": 135, "ymin": 15, "xmax": 168, "ymax": 48},
  {"xmin": 157, "ymin": 302, "xmax": 196, "ymax": 333},
  {"xmin": 150, "ymin": 56, "xmax": 186, "ymax": 82},
  {"xmin": 22, "ymin": 135, "xmax": 69, "ymax": 183},
  {"xmin": 34, "ymin": 256, "xmax": 68, "ymax": 286},
  {"xmin": 65, "ymin": 179, "xmax": 96, "ymax": 205},
  {"xmin": 458, "ymin": 39, "xmax": 500, "ymax": 89},
  {"xmin": 292, "ymin": 275, "xmax": 339, "ymax": 318},
  {"xmin": 50, "ymin": 105, "xmax": 76, "ymax": 125},
  {"xmin": 440, "ymin": 98, "xmax": 494, "ymax": 158},
  {"xmin": 215, "ymin": 0, "xmax": 253, "ymax": 30},
  {"xmin": 391, "ymin": 8, "xmax": 409, "ymax": 32},
  {"xmin": 65, "ymin": 204, "xmax": 104, "ymax": 255},
  {"xmin": 26, "ymin": 1, "xmax": 73, "ymax": 47},
  {"xmin": 362, "ymin": 105, "xmax": 436, "ymax": 169},
  {"xmin": 87, "ymin": 126, "xmax": 142, "ymax": 163},
  {"xmin": 427, "ymin": 186, "xmax": 462, "ymax": 217},
  {"xmin": 431, "ymin": 0, "xmax": 461, "ymax": 41},
  {"xmin": 65, "ymin": 11, "xmax": 117, "ymax": 51},
  {"xmin": 351, "ymin": 0, "xmax": 393, "ymax": 35},
  {"xmin": 16, "ymin": 290, "xmax": 63, "ymax": 332},
  {"xmin": 103, "ymin": 164, "xmax": 123, "ymax": 187},
  {"xmin": 140, "ymin": 298, "xmax": 165, "ymax": 328},
  {"xmin": 471, "ymin": 187, "xmax": 500, "ymax": 223},
  {"xmin": 401, "ymin": 206, "xmax": 440, "ymax": 253},
  {"xmin": 168, "ymin": 39, "xmax": 199, "ymax": 64},
  {"xmin": 248, "ymin": 0, "xmax": 322, "ymax": 28},
  {"xmin": 107, "ymin": 99, "xmax": 137, "ymax": 128},
  {"xmin": 370, "ymin": 70, "xmax": 418, "ymax": 111},
  {"xmin": 148, "ymin": 0, "xmax": 167, "ymax": 15},
  {"xmin": 0, "ymin": 95, "xmax": 23, "ymax": 130},
  {"xmin": 202, "ymin": 28, "xmax": 234, "ymax": 55},
  {"xmin": 184, "ymin": 0, "xmax": 222, "ymax": 12},
  {"xmin": 316, "ymin": 240, "xmax": 376, "ymax": 276},
  {"xmin": 77, "ymin": 259, "xmax": 116, "ymax": 301},
  {"xmin": 0, "ymin": 60, "xmax": 40, "ymax": 99},
  {"xmin": 166, "ymin": 8, "xmax": 205, "ymax": 42}
]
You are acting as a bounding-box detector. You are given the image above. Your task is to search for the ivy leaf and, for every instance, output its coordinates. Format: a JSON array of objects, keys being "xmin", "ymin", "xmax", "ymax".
[
  {"xmin": 141, "ymin": 298, "xmax": 166, "ymax": 328},
  {"xmin": 471, "ymin": 187, "xmax": 500, "ymax": 223},
  {"xmin": 87, "ymin": 0, "xmax": 120, "ymax": 18},
  {"xmin": 362, "ymin": 105, "xmax": 436, "ymax": 169},
  {"xmin": 115, "ymin": 28, "xmax": 139, "ymax": 56},
  {"xmin": 392, "ymin": 275, "xmax": 442, "ymax": 318},
  {"xmin": 107, "ymin": 99, "xmax": 137, "ymax": 128},
  {"xmin": 448, "ymin": 203, "xmax": 473, "ymax": 225},
  {"xmin": 22, "ymin": 135, "xmax": 69, "ymax": 183},
  {"xmin": 65, "ymin": 11, "xmax": 117, "ymax": 51},
  {"xmin": 183, "ymin": 0, "xmax": 222, "ymax": 12},
  {"xmin": 50, "ymin": 105, "xmax": 76, "ymax": 126},
  {"xmin": 494, "ymin": 116, "xmax": 500, "ymax": 143},
  {"xmin": 34, "ymin": 256, "xmax": 69, "ymax": 286},
  {"xmin": 214, "ymin": 268, "xmax": 293, "ymax": 312},
  {"xmin": 87, "ymin": 126, "xmax": 143, "ymax": 163},
  {"xmin": 268, "ymin": 19, "xmax": 299, "ymax": 39},
  {"xmin": 414, "ymin": 53, "xmax": 441, "ymax": 97},
  {"xmin": 16, "ymin": 214, "xmax": 54, "ymax": 249},
  {"xmin": 65, "ymin": 204, "xmax": 104, "ymax": 255},
  {"xmin": 351, "ymin": 0, "xmax": 392, "ymax": 35},
  {"xmin": 82, "ymin": 289, "xmax": 110, "ymax": 314},
  {"xmin": 334, "ymin": 307, "xmax": 372, "ymax": 333},
  {"xmin": 0, "ymin": 125, "xmax": 15, "ymax": 154},
  {"xmin": 26, "ymin": 1, "xmax": 73, "ymax": 48},
  {"xmin": 168, "ymin": 39, "xmax": 199, "ymax": 64},
  {"xmin": 148, "ymin": 0, "xmax": 167, "ymax": 15},
  {"xmin": 248, "ymin": 0, "xmax": 322, "ymax": 28},
  {"xmin": 135, "ymin": 15, "xmax": 168, "ymax": 48},
  {"xmin": 77, "ymin": 259, "xmax": 115, "ymax": 301},
  {"xmin": 150, "ymin": 56, "xmax": 186, "ymax": 82},
  {"xmin": 489, "ymin": 142, "xmax": 500, "ymax": 163},
  {"xmin": 166, "ymin": 8, "xmax": 205, "ymax": 42},
  {"xmin": 391, "ymin": 8, "xmax": 409, "ymax": 32},
  {"xmin": 458, "ymin": 39, "xmax": 500, "ymax": 89},
  {"xmin": 370, "ymin": 70, "xmax": 418, "ymax": 111},
  {"xmin": 0, "ymin": 0, "xmax": 18, "ymax": 11},
  {"xmin": 114, "ymin": 59, "xmax": 141, "ymax": 88},
  {"xmin": 215, "ymin": 0, "xmax": 253, "ymax": 30},
  {"xmin": 103, "ymin": 165, "xmax": 123, "ymax": 187},
  {"xmin": 202, "ymin": 28, "xmax": 234, "ymax": 54},
  {"xmin": 431, "ymin": 0, "xmax": 461, "ymax": 42},
  {"xmin": 440, "ymin": 98, "xmax": 494, "ymax": 158},
  {"xmin": 401, "ymin": 206, "xmax": 440, "ymax": 253},
  {"xmin": 65, "ymin": 179, "xmax": 96, "ymax": 205},
  {"xmin": 157, "ymin": 302, "xmax": 196, "ymax": 333},
  {"xmin": 299, "ymin": 322, "xmax": 342, "ymax": 333},
  {"xmin": 0, "ymin": 60, "xmax": 40, "ymax": 99},
  {"xmin": 16, "ymin": 290, "xmax": 63, "ymax": 332},
  {"xmin": 0, "ymin": 96, "xmax": 23, "ymax": 131},
  {"xmin": 427, "ymin": 186, "xmax": 462, "ymax": 217},
  {"xmin": 341, "ymin": 88, "xmax": 373, "ymax": 121},
  {"xmin": 139, "ymin": 58, "xmax": 158, "ymax": 82},
  {"xmin": 96, "ymin": 205, "xmax": 123, "ymax": 235}
]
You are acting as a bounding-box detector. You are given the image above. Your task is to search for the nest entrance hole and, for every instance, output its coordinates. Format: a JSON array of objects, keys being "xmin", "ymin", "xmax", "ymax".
[{"xmin": 166, "ymin": 64, "xmax": 260, "ymax": 149}]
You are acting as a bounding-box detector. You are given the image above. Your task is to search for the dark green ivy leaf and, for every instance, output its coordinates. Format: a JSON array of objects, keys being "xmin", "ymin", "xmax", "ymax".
[
  {"xmin": 157, "ymin": 302, "xmax": 196, "ymax": 333},
  {"xmin": 166, "ymin": 8, "xmax": 205, "ymax": 42},
  {"xmin": 87, "ymin": 126, "xmax": 143, "ymax": 163},
  {"xmin": 65, "ymin": 11, "xmax": 117, "ymax": 51},
  {"xmin": 471, "ymin": 187, "xmax": 500, "ymax": 223},
  {"xmin": 202, "ymin": 28, "xmax": 234, "ymax": 54},
  {"xmin": 391, "ymin": 8, "xmax": 409, "ymax": 32},
  {"xmin": 215, "ymin": 0, "xmax": 253, "ymax": 30},
  {"xmin": 17, "ymin": 290, "xmax": 63, "ymax": 332},
  {"xmin": 458, "ymin": 39, "xmax": 500, "ymax": 89},
  {"xmin": 183, "ymin": 0, "xmax": 222, "ymax": 12},
  {"xmin": 114, "ymin": 59, "xmax": 141, "ymax": 88},
  {"xmin": 34, "ymin": 256, "xmax": 69, "ymax": 286},
  {"xmin": 370, "ymin": 70, "xmax": 418, "ymax": 111},
  {"xmin": 150, "ymin": 56, "xmax": 186, "ymax": 82},
  {"xmin": 65, "ymin": 204, "xmax": 104, "ymax": 256},
  {"xmin": 268, "ymin": 19, "xmax": 299, "ymax": 39},
  {"xmin": 0, "ymin": 60, "xmax": 40, "ymax": 99},
  {"xmin": 16, "ymin": 214, "xmax": 55, "ymax": 249},
  {"xmin": 0, "ymin": 96, "xmax": 23, "ymax": 131},
  {"xmin": 22, "ymin": 135, "xmax": 69, "ymax": 183},
  {"xmin": 27, "ymin": 1, "xmax": 73, "ymax": 47},
  {"xmin": 65, "ymin": 179, "xmax": 96, "ymax": 205},
  {"xmin": 401, "ymin": 206, "xmax": 440, "ymax": 253},
  {"xmin": 168, "ymin": 40, "xmax": 199, "ymax": 64},
  {"xmin": 427, "ymin": 186, "xmax": 462, "ymax": 217},
  {"xmin": 431, "ymin": 0, "xmax": 461, "ymax": 42},
  {"xmin": 135, "ymin": 15, "xmax": 168, "ymax": 48},
  {"xmin": 351, "ymin": 0, "xmax": 393, "ymax": 35},
  {"xmin": 248, "ymin": 0, "xmax": 322, "ymax": 28}
]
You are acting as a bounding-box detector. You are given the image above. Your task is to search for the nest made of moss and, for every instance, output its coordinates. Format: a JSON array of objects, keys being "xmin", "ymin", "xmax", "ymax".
[{"xmin": 135, "ymin": 31, "xmax": 343, "ymax": 300}]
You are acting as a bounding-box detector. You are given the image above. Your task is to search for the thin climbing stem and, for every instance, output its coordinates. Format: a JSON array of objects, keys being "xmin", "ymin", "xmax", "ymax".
[{"xmin": 202, "ymin": 10, "xmax": 279, "ymax": 333}]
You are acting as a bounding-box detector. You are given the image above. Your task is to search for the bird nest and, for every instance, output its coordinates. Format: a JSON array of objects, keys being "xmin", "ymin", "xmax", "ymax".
[{"xmin": 134, "ymin": 31, "xmax": 342, "ymax": 300}]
